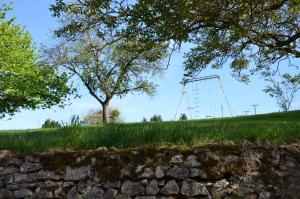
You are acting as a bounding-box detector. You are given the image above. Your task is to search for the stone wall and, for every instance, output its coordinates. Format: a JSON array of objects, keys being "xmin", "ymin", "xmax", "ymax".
[{"xmin": 1, "ymin": 142, "xmax": 300, "ymax": 199}]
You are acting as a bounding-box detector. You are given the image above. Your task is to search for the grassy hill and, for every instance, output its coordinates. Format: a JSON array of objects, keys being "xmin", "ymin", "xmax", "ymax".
[{"xmin": 0, "ymin": 110, "xmax": 299, "ymax": 152}]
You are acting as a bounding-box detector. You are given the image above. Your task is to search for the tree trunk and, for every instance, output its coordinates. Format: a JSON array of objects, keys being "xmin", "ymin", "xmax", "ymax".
[{"xmin": 102, "ymin": 101, "xmax": 109, "ymax": 124}]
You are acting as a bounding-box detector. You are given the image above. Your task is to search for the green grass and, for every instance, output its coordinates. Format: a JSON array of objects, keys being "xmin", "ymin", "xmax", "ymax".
[{"xmin": 0, "ymin": 110, "xmax": 300, "ymax": 152}]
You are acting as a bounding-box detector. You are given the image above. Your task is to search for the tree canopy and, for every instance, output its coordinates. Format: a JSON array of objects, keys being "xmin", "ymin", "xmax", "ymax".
[
  {"xmin": 51, "ymin": 0, "xmax": 300, "ymax": 82},
  {"xmin": 44, "ymin": 25, "xmax": 167, "ymax": 123},
  {"xmin": 0, "ymin": 3, "xmax": 73, "ymax": 118},
  {"xmin": 264, "ymin": 73, "xmax": 300, "ymax": 111},
  {"xmin": 128, "ymin": 0, "xmax": 300, "ymax": 81}
]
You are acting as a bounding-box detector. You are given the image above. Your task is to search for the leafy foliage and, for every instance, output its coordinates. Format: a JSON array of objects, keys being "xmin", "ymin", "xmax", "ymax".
[
  {"xmin": 50, "ymin": 0, "xmax": 300, "ymax": 81},
  {"xmin": 0, "ymin": 3, "xmax": 73, "ymax": 118},
  {"xmin": 142, "ymin": 117, "xmax": 148, "ymax": 122},
  {"xmin": 128, "ymin": 0, "xmax": 300, "ymax": 81},
  {"xmin": 83, "ymin": 108, "xmax": 121, "ymax": 125},
  {"xmin": 111, "ymin": 109, "xmax": 120, "ymax": 122},
  {"xmin": 42, "ymin": 119, "xmax": 62, "ymax": 129},
  {"xmin": 0, "ymin": 1, "xmax": 12, "ymax": 20},
  {"xmin": 179, "ymin": 113, "xmax": 188, "ymax": 121},
  {"xmin": 150, "ymin": 114, "xmax": 163, "ymax": 122},
  {"xmin": 46, "ymin": 1, "xmax": 167, "ymax": 123},
  {"xmin": 264, "ymin": 73, "xmax": 300, "ymax": 111}
]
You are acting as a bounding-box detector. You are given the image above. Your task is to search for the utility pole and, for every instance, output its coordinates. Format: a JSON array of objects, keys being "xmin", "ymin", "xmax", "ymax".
[
  {"xmin": 251, "ymin": 104, "xmax": 259, "ymax": 115},
  {"xmin": 243, "ymin": 111, "xmax": 250, "ymax": 116}
]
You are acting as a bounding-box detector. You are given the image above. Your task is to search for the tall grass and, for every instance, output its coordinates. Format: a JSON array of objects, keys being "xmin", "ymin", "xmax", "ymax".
[{"xmin": 0, "ymin": 111, "xmax": 299, "ymax": 152}]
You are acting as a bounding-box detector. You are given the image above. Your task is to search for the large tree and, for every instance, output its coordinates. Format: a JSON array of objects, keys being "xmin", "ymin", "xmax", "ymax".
[
  {"xmin": 44, "ymin": 34, "xmax": 166, "ymax": 123},
  {"xmin": 0, "ymin": 3, "xmax": 73, "ymax": 118},
  {"xmin": 51, "ymin": 0, "xmax": 300, "ymax": 81},
  {"xmin": 48, "ymin": 0, "xmax": 167, "ymax": 123}
]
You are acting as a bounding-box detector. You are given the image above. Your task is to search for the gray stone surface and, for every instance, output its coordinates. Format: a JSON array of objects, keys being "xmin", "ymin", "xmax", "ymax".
[
  {"xmin": 0, "ymin": 166, "xmax": 18, "ymax": 176},
  {"xmin": 1, "ymin": 144, "xmax": 300, "ymax": 199},
  {"xmin": 104, "ymin": 181, "xmax": 121, "ymax": 189},
  {"xmin": 81, "ymin": 186, "xmax": 104, "ymax": 199},
  {"xmin": 190, "ymin": 168, "xmax": 208, "ymax": 179},
  {"xmin": 104, "ymin": 188, "xmax": 118, "ymax": 199},
  {"xmin": 20, "ymin": 162, "xmax": 42, "ymax": 173},
  {"xmin": 14, "ymin": 173, "xmax": 35, "ymax": 183},
  {"xmin": 121, "ymin": 181, "xmax": 145, "ymax": 196},
  {"xmin": 64, "ymin": 165, "xmax": 91, "ymax": 181},
  {"xmin": 136, "ymin": 165, "xmax": 145, "ymax": 173},
  {"xmin": 0, "ymin": 188, "xmax": 13, "ymax": 199},
  {"xmin": 224, "ymin": 154, "xmax": 240, "ymax": 163},
  {"xmin": 1, "ymin": 175, "xmax": 13, "ymax": 184},
  {"xmin": 166, "ymin": 166, "xmax": 189, "ymax": 179},
  {"xmin": 7, "ymin": 158, "xmax": 22, "ymax": 166},
  {"xmin": 184, "ymin": 155, "xmax": 201, "ymax": 167},
  {"xmin": 181, "ymin": 179, "xmax": 209, "ymax": 197},
  {"xmin": 25, "ymin": 156, "xmax": 39, "ymax": 163},
  {"xmin": 37, "ymin": 170, "xmax": 60, "ymax": 180},
  {"xmin": 169, "ymin": 154, "xmax": 183, "ymax": 164},
  {"xmin": 54, "ymin": 187, "xmax": 66, "ymax": 198},
  {"xmin": 258, "ymin": 191, "xmax": 271, "ymax": 199},
  {"xmin": 68, "ymin": 187, "xmax": 79, "ymax": 199},
  {"xmin": 146, "ymin": 179, "xmax": 159, "ymax": 195},
  {"xmin": 115, "ymin": 195, "xmax": 131, "ymax": 199},
  {"xmin": 14, "ymin": 189, "xmax": 33, "ymax": 198},
  {"xmin": 214, "ymin": 179, "xmax": 230, "ymax": 190},
  {"xmin": 155, "ymin": 166, "xmax": 164, "ymax": 179},
  {"xmin": 34, "ymin": 187, "xmax": 53, "ymax": 198},
  {"xmin": 140, "ymin": 168, "xmax": 155, "ymax": 178},
  {"xmin": 160, "ymin": 180, "xmax": 179, "ymax": 195}
]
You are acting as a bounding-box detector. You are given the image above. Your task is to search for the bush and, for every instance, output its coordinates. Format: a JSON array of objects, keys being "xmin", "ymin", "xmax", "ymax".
[
  {"xmin": 150, "ymin": 114, "xmax": 162, "ymax": 122},
  {"xmin": 42, "ymin": 119, "xmax": 61, "ymax": 128},
  {"xmin": 179, "ymin": 113, "xmax": 188, "ymax": 121},
  {"xmin": 110, "ymin": 109, "xmax": 121, "ymax": 122},
  {"xmin": 83, "ymin": 108, "xmax": 121, "ymax": 125}
]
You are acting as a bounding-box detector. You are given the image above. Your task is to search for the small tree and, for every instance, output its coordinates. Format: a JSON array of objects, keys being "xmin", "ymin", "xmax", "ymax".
[
  {"xmin": 179, "ymin": 113, "xmax": 188, "ymax": 121},
  {"xmin": 264, "ymin": 73, "xmax": 300, "ymax": 112},
  {"xmin": 150, "ymin": 115, "xmax": 162, "ymax": 122},
  {"xmin": 142, "ymin": 117, "xmax": 148, "ymax": 122},
  {"xmin": 42, "ymin": 119, "xmax": 62, "ymax": 128}
]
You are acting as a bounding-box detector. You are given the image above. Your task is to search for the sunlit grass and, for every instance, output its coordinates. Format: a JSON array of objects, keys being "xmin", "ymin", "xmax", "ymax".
[{"xmin": 0, "ymin": 111, "xmax": 299, "ymax": 152}]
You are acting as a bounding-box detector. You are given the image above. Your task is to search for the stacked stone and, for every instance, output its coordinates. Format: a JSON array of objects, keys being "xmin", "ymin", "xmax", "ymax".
[{"xmin": 1, "ymin": 143, "xmax": 300, "ymax": 199}]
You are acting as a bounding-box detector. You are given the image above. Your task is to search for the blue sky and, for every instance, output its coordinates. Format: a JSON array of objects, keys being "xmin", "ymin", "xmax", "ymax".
[{"xmin": 0, "ymin": 0, "xmax": 299, "ymax": 130}]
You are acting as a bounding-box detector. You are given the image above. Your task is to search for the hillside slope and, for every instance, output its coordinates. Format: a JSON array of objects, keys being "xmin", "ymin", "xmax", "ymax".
[{"xmin": 0, "ymin": 110, "xmax": 299, "ymax": 152}]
